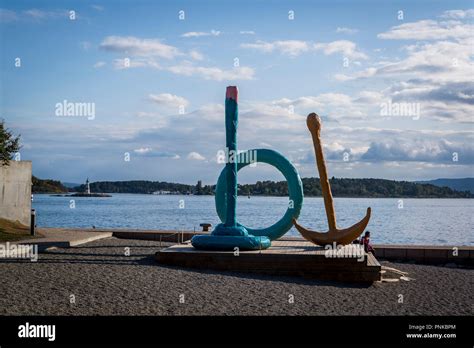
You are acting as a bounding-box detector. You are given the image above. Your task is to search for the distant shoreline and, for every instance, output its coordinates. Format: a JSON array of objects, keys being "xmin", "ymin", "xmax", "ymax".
[
  {"xmin": 36, "ymin": 192, "xmax": 474, "ymax": 199},
  {"xmin": 50, "ymin": 193, "xmax": 111, "ymax": 197},
  {"xmin": 33, "ymin": 177, "xmax": 474, "ymax": 198}
]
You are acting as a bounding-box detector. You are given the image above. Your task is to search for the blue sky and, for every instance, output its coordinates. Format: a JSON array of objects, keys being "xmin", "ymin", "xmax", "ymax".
[{"xmin": 1, "ymin": 0, "xmax": 473, "ymax": 184}]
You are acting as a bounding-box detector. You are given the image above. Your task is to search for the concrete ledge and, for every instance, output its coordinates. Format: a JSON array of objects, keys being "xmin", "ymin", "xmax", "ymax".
[
  {"xmin": 373, "ymin": 244, "xmax": 473, "ymax": 266},
  {"xmin": 36, "ymin": 228, "xmax": 208, "ymax": 243},
  {"xmin": 406, "ymin": 248, "xmax": 425, "ymax": 262},
  {"xmin": 383, "ymin": 248, "xmax": 407, "ymax": 260},
  {"xmin": 112, "ymin": 230, "xmax": 207, "ymax": 243},
  {"xmin": 14, "ymin": 229, "xmax": 113, "ymax": 252}
]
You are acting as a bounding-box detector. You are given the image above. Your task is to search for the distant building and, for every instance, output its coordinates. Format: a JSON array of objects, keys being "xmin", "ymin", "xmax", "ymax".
[
  {"xmin": 196, "ymin": 180, "xmax": 203, "ymax": 195},
  {"xmin": 86, "ymin": 178, "xmax": 91, "ymax": 194},
  {"xmin": 153, "ymin": 190, "xmax": 171, "ymax": 195}
]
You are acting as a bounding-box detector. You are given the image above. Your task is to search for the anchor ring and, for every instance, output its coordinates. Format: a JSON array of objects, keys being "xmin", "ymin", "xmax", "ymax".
[{"xmin": 215, "ymin": 148, "xmax": 304, "ymax": 241}]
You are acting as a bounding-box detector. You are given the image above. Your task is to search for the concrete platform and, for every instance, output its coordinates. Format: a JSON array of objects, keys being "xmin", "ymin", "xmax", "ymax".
[
  {"xmin": 155, "ymin": 239, "xmax": 381, "ymax": 283},
  {"xmin": 14, "ymin": 228, "xmax": 113, "ymax": 251}
]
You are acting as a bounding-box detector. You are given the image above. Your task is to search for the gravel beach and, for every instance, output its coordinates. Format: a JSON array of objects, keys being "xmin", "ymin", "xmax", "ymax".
[{"xmin": 0, "ymin": 237, "xmax": 472, "ymax": 316}]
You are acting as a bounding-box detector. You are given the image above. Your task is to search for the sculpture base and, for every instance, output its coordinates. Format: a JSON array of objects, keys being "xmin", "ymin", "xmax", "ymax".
[
  {"xmin": 157, "ymin": 238, "xmax": 382, "ymax": 283},
  {"xmin": 191, "ymin": 223, "xmax": 271, "ymax": 251},
  {"xmin": 191, "ymin": 235, "xmax": 271, "ymax": 251},
  {"xmin": 211, "ymin": 223, "xmax": 249, "ymax": 236}
]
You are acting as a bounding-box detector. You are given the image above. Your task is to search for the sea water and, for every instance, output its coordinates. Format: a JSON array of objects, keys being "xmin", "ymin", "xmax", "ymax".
[{"xmin": 32, "ymin": 194, "xmax": 474, "ymax": 246}]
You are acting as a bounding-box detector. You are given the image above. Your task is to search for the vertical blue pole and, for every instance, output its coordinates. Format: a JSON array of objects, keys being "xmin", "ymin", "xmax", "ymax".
[
  {"xmin": 225, "ymin": 86, "xmax": 238, "ymax": 227},
  {"xmin": 190, "ymin": 86, "xmax": 272, "ymax": 250}
]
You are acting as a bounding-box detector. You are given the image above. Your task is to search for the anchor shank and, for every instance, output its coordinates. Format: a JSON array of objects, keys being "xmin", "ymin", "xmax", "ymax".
[
  {"xmin": 224, "ymin": 86, "xmax": 239, "ymax": 227},
  {"xmin": 307, "ymin": 113, "xmax": 337, "ymax": 232}
]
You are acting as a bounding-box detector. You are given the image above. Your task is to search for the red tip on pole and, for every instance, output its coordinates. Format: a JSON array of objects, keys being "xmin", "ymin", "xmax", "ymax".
[{"xmin": 226, "ymin": 86, "xmax": 238, "ymax": 102}]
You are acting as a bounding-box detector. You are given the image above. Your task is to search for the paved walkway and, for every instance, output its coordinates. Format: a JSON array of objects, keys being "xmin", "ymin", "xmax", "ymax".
[{"xmin": 13, "ymin": 228, "xmax": 112, "ymax": 250}]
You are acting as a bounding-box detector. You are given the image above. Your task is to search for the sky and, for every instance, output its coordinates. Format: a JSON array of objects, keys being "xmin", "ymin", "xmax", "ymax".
[{"xmin": 1, "ymin": 0, "xmax": 473, "ymax": 185}]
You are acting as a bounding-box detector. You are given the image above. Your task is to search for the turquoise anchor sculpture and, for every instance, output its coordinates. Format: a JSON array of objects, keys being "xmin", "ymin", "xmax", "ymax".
[{"xmin": 191, "ymin": 86, "xmax": 303, "ymax": 251}]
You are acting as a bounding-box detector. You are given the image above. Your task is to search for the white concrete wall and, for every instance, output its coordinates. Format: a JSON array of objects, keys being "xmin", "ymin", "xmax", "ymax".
[{"xmin": 0, "ymin": 161, "xmax": 32, "ymax": 226}]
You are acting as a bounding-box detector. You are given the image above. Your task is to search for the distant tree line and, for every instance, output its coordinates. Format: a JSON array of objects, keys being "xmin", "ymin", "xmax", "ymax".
[
  {"xmin": 73, "ymin": 180, "xmax": 209, "ymax": 195},
  {"xmin": 32, "ymin": 176, "xmax": 68, "ymax": 193},
  {"xmin": 67, "ymin": 177, "xmax": 472, "ymax": 198},
  {"xmin": 300, "ymin": 177, "xmax": 472, "ymax": 198}
]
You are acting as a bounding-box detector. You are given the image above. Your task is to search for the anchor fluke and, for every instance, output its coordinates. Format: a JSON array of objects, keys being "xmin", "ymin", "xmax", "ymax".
[{"xmin": 293, "ymin": 207, "xmax": 371, "ymax": 246}]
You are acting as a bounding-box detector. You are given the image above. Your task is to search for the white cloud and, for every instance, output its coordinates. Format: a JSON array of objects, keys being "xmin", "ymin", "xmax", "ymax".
[
  {"xmin": 375, "ymin": 40, "xmax": 471, "ymax": 83},
  {"xmin": 93, "ymin": 61, "xmax": 106, "ymax": 68},
  {"xmin": 24, "ymin": 9, "xmax": 50, "ymax": 19},
  {"xmin": 148, "ymin": 93, "xmax": 189, "ymax": 108},
  {"xmin": 189, "ymin": 50, "xmax": 204, "ymax": 60},
  {"xmin": 241, "ymin": 39, "xmax": 367, "ymax": 60},
  {"xmin": 338, "ymin": 48, "xmax": 474, "ymax": 122},
  {"xmin": 159, "ymin": 91, "xmax": 473, "ymax": 171},
  {"xmin": 313, "ymin": 40, "xmax": 368, "ymax": 59},
  {"xmin": 23, "ymin": 9, "xmax": 68, "ymax": 20},
  {"xmin": 354, "ymin": 91, "xmax": 385, "ymax": 104},
  {"xmin": 377, "ymin": 19, "xmax": 473, "ymax": 40},
  {"xmin": 336, "ymin": 27, "xmax": 358, "ymax": 34},
  {"xmin": 440, "ymin": 9, "xmax": 474, "ymax": 19},
  {"xmin": 100, "ymin": 36, "xmax": 182, "ymax": 58},
  {"xmin": 0, "ymin": 8, "xmax": 72, "ymax": 22},
  {"xmin": 228, "ymin": 92, "xmax": 381, "ymax": 149},
  {"xmin": 181, "ymin": 30, "xmax": 220, "ymax": 38},
  {"xmin": 112, "ymin": 58, "xmax": 159, "ymax": 70},
  {"xmin": 361, "ymin": 139, "xmax": 474, "ymax": 164},
  {"xmin": 334, "ymin": 68, "xmax": 376, "ymax": 81},
  {"xmin": 241, "ymin": 40, "xmax": 310, "ymax": 56},
  {"xmin": 136, "ymin": 111, "xmax": 161, "ymax": 118},
  {"xmin": 271, "ymin": 97, "xmax": 321, "ymax": 110},
  {"xmin": 336, "ymin": 10, "xmax": 474, "ymax": 123},
  {"xmin": 187, "ymin": 152, "xmax": 206, "ymax": 160},
  {"xmin": 166, "ymin": 65, "xmax": 254, "ymax": 81},
  {"xmin": 272, "ymin": 93, "xmax": 354, "ymax": 110},
  {"xmin": 101, "ymin": 35, "xmax": 252, "ymax": 80},
  {"xmin": 91, "ymin": 5, "xmax": 104, "ymax": 11},
  {"xmin": 134, "ymin": 147, "xmax": 152, "ymax": 154},
  {"xmin": 133, "ymin": 147, "xmax": 180, "ymax": 158},
  {"xmin": 110, "ymin": 57, "xmax": 254, "ymax": 81}
]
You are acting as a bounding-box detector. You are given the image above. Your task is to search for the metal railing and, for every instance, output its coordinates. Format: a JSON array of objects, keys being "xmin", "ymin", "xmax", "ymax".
[{"xmin": 159, "ymin": 231, "xmax": 187, "ymax": 248}]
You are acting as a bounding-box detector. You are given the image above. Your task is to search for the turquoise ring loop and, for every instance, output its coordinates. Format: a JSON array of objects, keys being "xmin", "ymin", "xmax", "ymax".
[{"xmin": 215, "ymin": 149, "xmax": 304, "ymax": 241}]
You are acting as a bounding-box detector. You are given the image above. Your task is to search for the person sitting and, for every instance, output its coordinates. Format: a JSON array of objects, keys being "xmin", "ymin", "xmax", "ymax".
[{"xmin": 359, "ymin": 231, "xmax": 375, "ymax": 256}]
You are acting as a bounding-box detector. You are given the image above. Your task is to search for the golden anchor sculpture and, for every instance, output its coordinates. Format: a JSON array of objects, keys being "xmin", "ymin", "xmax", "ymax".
[{"xmin": 293, "ymin": 113, "xmax": 371, "ymax": 246}]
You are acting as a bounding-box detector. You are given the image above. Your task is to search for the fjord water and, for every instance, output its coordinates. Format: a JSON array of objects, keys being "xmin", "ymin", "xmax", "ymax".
[{"xmin": 32, "ymin": 194, "xmax": 473, "ymax": 246}]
